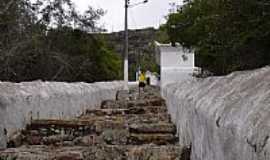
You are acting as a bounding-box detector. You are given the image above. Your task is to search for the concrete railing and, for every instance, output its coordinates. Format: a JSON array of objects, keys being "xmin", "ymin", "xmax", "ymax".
[
  {"xmin": 0, "ymin": 81, "xmax": 123, "ymax": 149},
  {"xmin": 163, "ymin": 66, "xmax": 270, "ymax": 160}
]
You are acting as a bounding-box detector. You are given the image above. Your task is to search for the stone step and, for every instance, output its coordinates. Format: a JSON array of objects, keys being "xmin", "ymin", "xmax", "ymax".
[
  {"xmin": 78, "ymin": 115, "xmax": 124, "ymax": 122},
  {"xmin": 17, "ymin": 131, "xmax": 177, "ymax": 147},
  {"xmin": 130, "ymin": 98, "xmax": 166, "ymax": 107},
  {"xmin": 7, "ymin": 120, "xmax": 97, "ymax": 147},
  {"xmin": 24, "ymin": 119, "xmax": 96, "ymax": 139},
  {"xmin": 95, "ymin": 120, "xmax": 127, "ymax": 133},
  {"xmin": 85, "ymin": 106, "xmax": 167, "ymax": 116},
  {"xmin": 126, "ymin": 145, "xmax": 181, "ymax": 160},
  {"xmin": 85, "ymin": 109, "xmax": 127, "ymax": 116},
  {"xmin": 100, "ymin": 100, "xmax": 126, "ymax": 109},
  {"xmin": 13, "ymin": 128, "xmax": 176, "ymax": 147},
  {"xmin": 79, "ymin": 113, "xmax": 171, "ymax": 123},
  {"xmin": 27, "ymin": 119, "xmax": 96, "ymax": 130},
  {"xmin": 2, "ymin": 86, "xmax": 182, "ymax": 159},
  {"xmin": 128, "ymin": 133, "xmax": 178, "ymax": 145},
  {"xmin": 126, "ymin": 106, "xmax": 167, "ymax": 114},
  {"xmin": 0, "ymin": 145, "xmax": 181, "ymax": 160},
  {"xmin": 101, "ymin": 98, "xmax": 166, "ymax": 109},
  {"xmin": 15, "ymin": 120, "xmax": 126, "ymax": 146},
  {"xmin": 129, "ymin": 123, "xmax": 176, "ymax": 134},
  {"xmin": 14, "ymin": 121, "xmax": 176, "ymax": 147},
  {"xmin": 27, "ymin": 118, "xmax": 126, "ymax": 132},
  {"xmin": 32, "ymin": 134, "xmax": 76, "ymax": 146},
  {"xmin": 127, "ymin": 113, "xmax": 171, "ymax": 123}
]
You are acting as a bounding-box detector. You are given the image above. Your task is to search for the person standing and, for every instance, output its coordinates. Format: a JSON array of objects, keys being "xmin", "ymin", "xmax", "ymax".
[{"xmin": 138, "ymin": 71, "xmax": 146, "ymax": 95}]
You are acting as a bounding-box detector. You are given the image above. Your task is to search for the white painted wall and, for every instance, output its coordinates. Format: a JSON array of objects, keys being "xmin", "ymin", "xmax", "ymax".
[
  {"xmin": 155, "ymin": 42, "xmax": 195, "ymax": 89},
  {"xmin": 163, "ymin": 66, "xmax": 270, "ymax": 160},
  {"xmin": 161, "ymin": 68, "xmax": 193, "ymax": 88},
  {"xmin": 160, "ymin": 46, "xmax": 194, "ymax": 69}
]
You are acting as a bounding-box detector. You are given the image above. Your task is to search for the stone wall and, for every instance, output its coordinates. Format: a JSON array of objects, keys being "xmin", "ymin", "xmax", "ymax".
[
  {"xmin": 163, "ymin": 66, "xmax": 270, "ymax": 160},
  {"xmin": 0, "ymin": 81, "xmax": 123, "ymax": 149}
]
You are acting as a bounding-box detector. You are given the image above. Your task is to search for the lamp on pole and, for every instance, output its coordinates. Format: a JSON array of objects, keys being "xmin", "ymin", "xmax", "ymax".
[{"xmin": 123, "ymin": 0, "xmax": 148, "ymax": 91}]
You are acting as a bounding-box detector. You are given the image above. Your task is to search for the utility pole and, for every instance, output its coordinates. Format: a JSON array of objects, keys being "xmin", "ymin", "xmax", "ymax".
[
  {"xmin": 124, "ymin": 0, "xmax": 129, "ymax": 90},
  {"xmin": 123, "ymin": 0, "xmax": 148, "ymax": 90}
]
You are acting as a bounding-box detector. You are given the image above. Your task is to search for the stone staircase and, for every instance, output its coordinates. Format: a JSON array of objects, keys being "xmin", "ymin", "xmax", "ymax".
[{"xmin": 0, "ymin": 86, "xmax": 184, "ymax": 160}]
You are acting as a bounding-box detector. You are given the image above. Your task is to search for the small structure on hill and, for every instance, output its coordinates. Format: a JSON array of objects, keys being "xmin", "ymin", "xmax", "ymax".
[{"xmin": 155, "ymin": 41, "xmax": 195, "ymax": 88}]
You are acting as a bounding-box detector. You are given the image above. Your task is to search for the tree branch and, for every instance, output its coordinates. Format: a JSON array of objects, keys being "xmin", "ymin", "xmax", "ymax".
[{"xmin": 0, "ymin": 0, "xmax": 16, "ymax": 15}]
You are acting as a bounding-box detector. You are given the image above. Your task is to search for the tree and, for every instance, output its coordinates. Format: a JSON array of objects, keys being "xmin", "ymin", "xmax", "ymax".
[
  {"xmin": 165, "ymin": 0, "xmax": 270, "ymax": 75},
  {"xmin": 0, "ymin": 0, "xmax": 121, "ymax": 82}
]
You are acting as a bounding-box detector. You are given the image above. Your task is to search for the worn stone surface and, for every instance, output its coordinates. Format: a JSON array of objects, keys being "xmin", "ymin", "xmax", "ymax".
[
  {"xmin": 129, "ymin": 133, "xmax": 177, "ymax": 145},
  {"xmin": 0, "ymin": 85, "xmax": 183, "ymax": 159},
  {"xmin": 163, "ymin": 66, "xmax": 270, "ymax": 160},
  {"xmin": 0, "ymin": 145, "xmax": 182, "ymax": 160},
  {"xmin": 127, "ymin": 113, "xmax": 171, "ymax": 123},
  {"xmin": 129, "ymin": 123, "xmax": 176, "ymax": 134},
  {"xmin": 101, "ymin": 98, "xmax": 165, "ymax": 109}
]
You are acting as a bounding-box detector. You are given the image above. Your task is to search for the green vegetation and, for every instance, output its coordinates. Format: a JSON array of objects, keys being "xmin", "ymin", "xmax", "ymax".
[
  {"xmin": 154, "ymin": 25, "xmax": 170, "ymax": 44},
  {"xmin": 0, "ymin": 0, "xmax": 121, "ymax": 82},
  {"xmin": 165, "ymin": 0, "xmax": 270, "ymax": 75},
  {"xmin": 128, "ymin": 43, "xmax": 159, "ymax": 81}
]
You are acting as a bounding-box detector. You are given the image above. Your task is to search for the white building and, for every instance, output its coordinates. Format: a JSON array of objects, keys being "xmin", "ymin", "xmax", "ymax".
[
  {"xmin": 155, "ymin": 41, "xmax": 195, "ymax": 89},
  {"xmin": 145, "ymin": 70, "xmax": 159, "ymax": 86}
]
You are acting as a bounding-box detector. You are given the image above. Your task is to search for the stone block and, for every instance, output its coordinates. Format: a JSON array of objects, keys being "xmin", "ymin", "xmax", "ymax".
[
  {"xmin": 116, "ymin": 90, "xmax": 130, "ymax": 100},
  {"xmin": 129, "ymin": 123, "xmax": 176, "ymax": 134}
]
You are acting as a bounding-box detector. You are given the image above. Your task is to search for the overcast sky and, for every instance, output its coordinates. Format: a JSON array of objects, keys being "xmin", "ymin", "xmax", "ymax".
[{"xmin": 73, "ymin": 0, "xmax": 181, "ymax": 32}]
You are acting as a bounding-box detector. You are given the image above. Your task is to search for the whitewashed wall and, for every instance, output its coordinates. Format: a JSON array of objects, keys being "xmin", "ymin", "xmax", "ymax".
[
  {"xmin": 163, "ymin": 66, "xmax": 270, "ymax": 160},
  {"xmin": 155, "ymin": 42, "xmax": 195, "ymax": 89},
  {"xmin": 161, "ymin": 68, "xmax": 194, "ymax": 90},
  {"xmin": 160, "ymin": 46, "xmax": 194, "ymax": 69},
  {"xmin": 0, "ymin": 81, "xmax": 123, "ymax": 149}
]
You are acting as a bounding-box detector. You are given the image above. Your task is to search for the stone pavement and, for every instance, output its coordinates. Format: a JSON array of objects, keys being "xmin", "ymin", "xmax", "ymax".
[{"xmin": 0, "ymin": 86, "xmax": 185, "ymax": 160}]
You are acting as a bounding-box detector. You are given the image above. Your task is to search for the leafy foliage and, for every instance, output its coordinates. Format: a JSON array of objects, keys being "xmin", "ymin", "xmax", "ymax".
[
  {"xmin": 155, "ymin": 25, "xmax": 170, "ymax": 44},
  {"xmin": 165, "ymin": 0, "xmax": 270, "ymax": 75},
  {"xmin": 0, "ymin": 0, "xmax": 121, "ymax": 82}
]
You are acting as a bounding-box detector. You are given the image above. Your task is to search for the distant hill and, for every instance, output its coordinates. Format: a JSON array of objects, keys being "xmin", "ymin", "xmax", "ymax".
[{"xmin": 98, "ymin": 28, "xmax": 159, "ymax": 80}]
